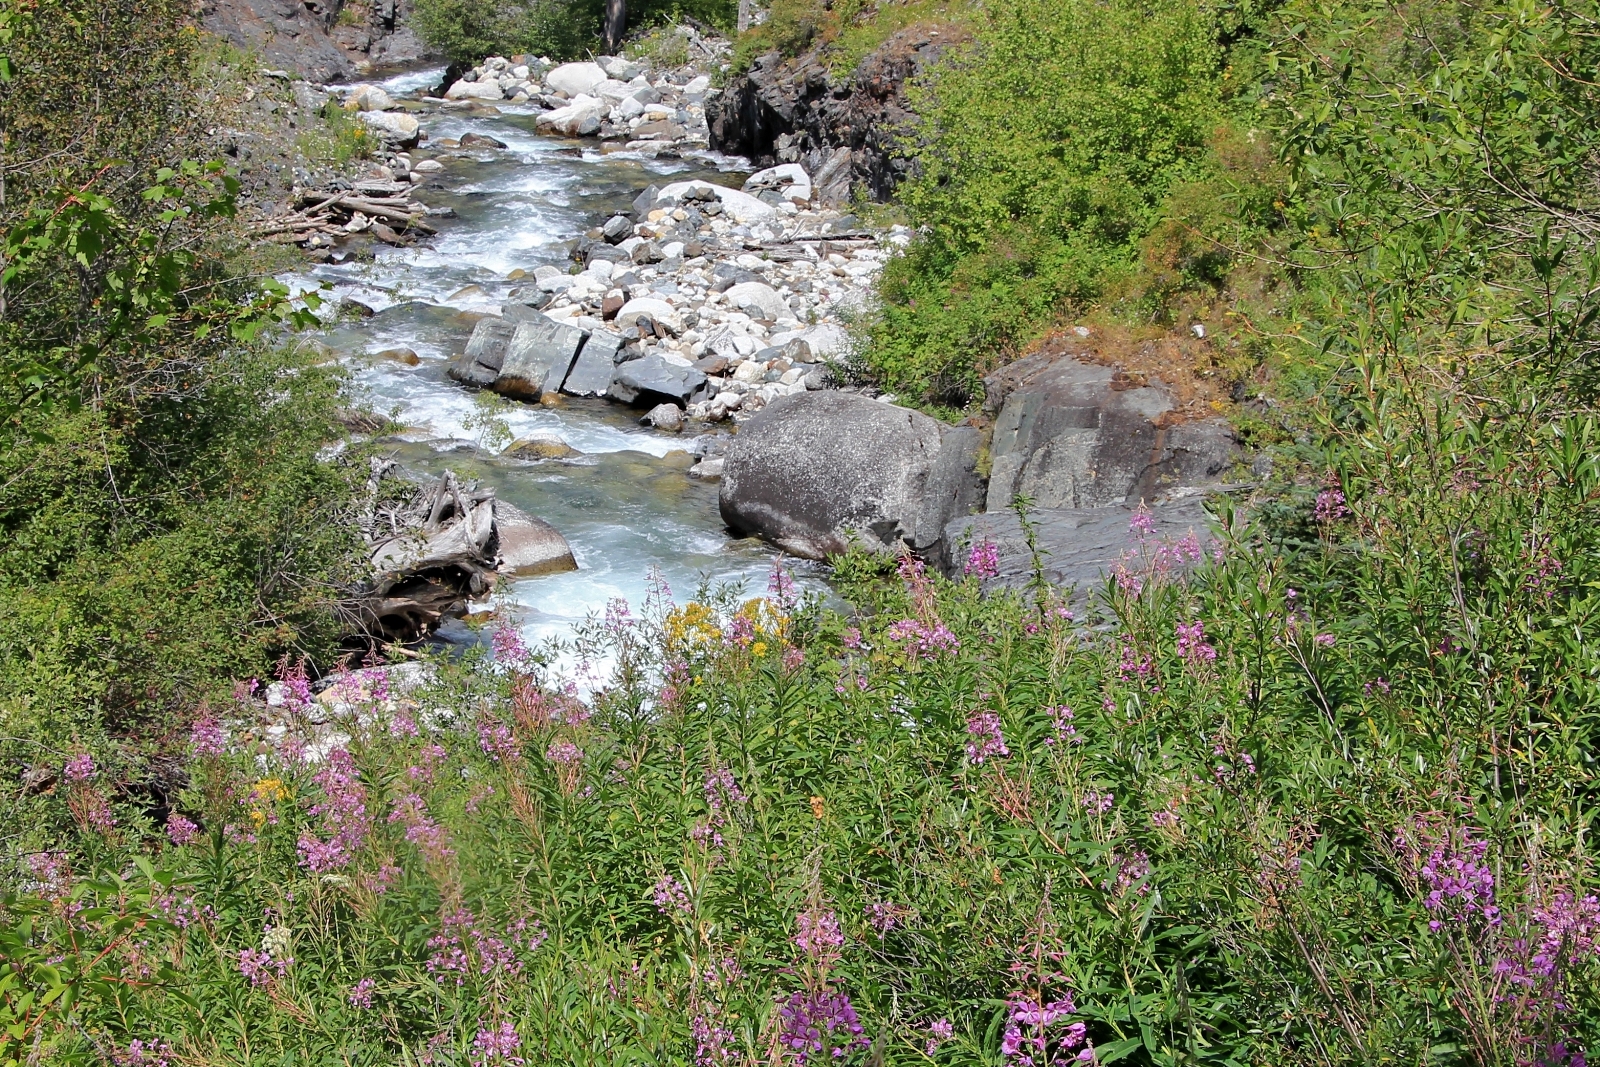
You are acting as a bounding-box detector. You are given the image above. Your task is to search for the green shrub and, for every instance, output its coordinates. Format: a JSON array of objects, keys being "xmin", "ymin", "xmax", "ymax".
[
  {"xmin": 0, "ymin": 1, "xmax": 361, "ymax": 750},
  {"xmin": 413, "ymin": 0, "xmax": 736, "ymax": 63},
  {"xmin": 857, "ymin": 0, "xmax": 1244, "ymax": 405}
]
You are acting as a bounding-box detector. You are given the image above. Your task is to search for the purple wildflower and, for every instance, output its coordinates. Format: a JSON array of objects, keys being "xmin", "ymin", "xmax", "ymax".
[
  {"xmin": 886, "ymin": 618, "xmax": 960, "ymax": 657},
  {"xmin": 925, "ymin": 1017, "xmax": 954, "ymax": 1056},
  {"xmin": 296, "ymin": 748, "xmax": 371, "ymax": 874},
  {"xmin": 471, "ymin": 1021, "xmax": 526, "ymax": 1067},
  {"xmin": 692, "ymin": 1015, "xmax": 737, "ymax": 1066},
  {"xmin": 62, "ymin": 753, "xmax": 95, "ymax": 782},
  {"xmin": 190, "ymin": 715, "xmax": 226, "ymax": 758},
  {"xmin": 965, "ymin": 541, "xmax": 1001, "ymax": 579},
  {"xmin": 794, "ymin": 906, "xmax": 844, "ymax": 966},
  {"xmin": 653, "ymin": 874, "xmax": 691, "ymax": 914},
  {"xmin": 777, "ymin": 989, "xmax": 869, "ymax": 1064},
  {"xmin": 1175, "ymin": 620, "xmax": 1217, "ymax": 666},
  {"xmin": 1130, "ymin": 507, "xmax": 1156, "ymax": 539},
  {"xmin": 1314, "ymin": 487, "xmax": 1350, "ymax": 524},
  {"xmin": 165, "ymin": 812, "xmax": 199, "ymax": 847},
  {"xmin": 348, "ymin": 977, "xmax": 376, "ymax": 1008},
  {"xmin": 478, "ymin": 719, "xmax": 520, "ymax": 763},
  {"xmin": 965, "ymin": 712, "xmax": 1010, "ymax": 765}
]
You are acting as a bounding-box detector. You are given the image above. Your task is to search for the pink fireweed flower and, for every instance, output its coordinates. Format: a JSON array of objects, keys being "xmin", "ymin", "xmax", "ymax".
[
  {"xmin": 1043, "ymin": 705, "xmax": 1081, "ymax": 746},
  {"xmin": 478, "ymin": 719, "xmax": 520, "ymax": 763},
  {"xmin": 965, "ymin": 712, "xmax": 1010, "ymax": 764},
  {"xmin": 426, "ymin": 908, "xmax": 527, "ymax": 986},
  {"xmin": 965, "ymin": 540, "xmax": 1001, "ymax": 579},
  {"xmin": 1314, "ymin": 487, "xmax": 1350, "ymax": 524},
  {"xmin": 546, "ymin": 740, "xmax": 583, "ymax": 765},
  {"xmin": 114, "ymin": 1039, "xmax": 173, "ymax": 1067},
  {"xmin": 1394, "ymin": 822, "xmax": 1500, "ymax": 930},
  {"xmin": 297, "ymin": 748, "xmax": 371, "ymax": 873},
  {"xmin": 389, "ymin": 791, "xmax": 455, "ymax": 865},
  {"xmin": 389, "ymin": 709, "xmax": 420, "ymax": 738},
  {"xmin": 692, "ymin": 1014, "xmax": 737, "ymax": 1066},
  {"xmin": 783, "ymin": 645, "xmax": 806, "ymax": 671},
  {"xmin": 471, "ymin": 1021, "xmax": 526, "ymax": 1067},
  {"xmin": 165, "ymin": 812, "xmax": 199, "ymax": 847},
  {"xmin": 62, "ymin": 753, "xmax": 95, "ymax": 782},
  {"xmin": 777, "ymin": 989, "xmax": 868, "ymax": 1064},
  {"xmin": 1082, "ymin": 791, "xmax": 1113, "ymax": 814},
  {"xmin": 925, "ymin": 1017, "xmax": 954, "ymax": 1056},
  {"xmin": 794, "ymin": 906, "xmax": 844, "ymax": 966},
  {"xmin": 866, "ymin": 900, "xmax": 910, "ymax": 935},
  {"xmin": 1175, "ymin": 620, "xmax": 1217, "ymax": 666},
  {"xmin": 1130, "ymin": 507, "xmax": 1156, "ymax": 539},
  {"xmin": 768, "ymin": 557, "xmax": 799, "ymax": 610},
  {"xmin": 237, "ymin": 945, "xmax": 289, "ymax": 987},
  {"xmin": 1000, "ymin": 988, "xmax": 1087, "ymax": 1066},
  {"xmin": 886, "ymin": 617, "xmax": 960, "ymax": 657},
  {"xmin": 704, "ymin": 767, "xmax": 746, "ymax": 815},
  {"xmin": 407, "ymin": 743, "xmax": 448, "ymax": 784},
  {"xmin": 190, "ymin": 715, "xmax": 226, "ymax": 758},
  {"xmin": 653, "ymin": 874, "xmax": 691, "ymax": 914},
  {"xmin": 348, "ymin": 977, "xmax": 376, "ymax": 1008},
  {"xmin": 492, "ymin": 623, "xmax": 531, "ymax": 668}
]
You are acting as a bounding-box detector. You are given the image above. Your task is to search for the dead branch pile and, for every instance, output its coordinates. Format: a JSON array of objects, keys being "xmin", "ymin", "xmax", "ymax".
[{"xmin": 254, "ymin": 178, "xmax": 438, "ymax": 247}]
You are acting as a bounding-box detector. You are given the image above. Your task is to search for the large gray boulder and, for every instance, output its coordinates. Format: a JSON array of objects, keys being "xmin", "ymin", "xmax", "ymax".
[
  {"xmin": 719, "ymin": 392, "xmax": 983, "ymax": 559},
  {"xmin": 448, "ymin": 318, "xmax": 516, "ymax": 387},
  {"xmin": 494, "ymin": 502, "xmax": 577, "ymax": 577},
  {"xmin": 560, "ymin": 329, "xmax": 620, "ymax": 396},
  {"xmin": 447, "ymin": 312, "xmax": 585, "ymax": 400},
  {"xmin": 497, "ymin": 317, "xmax": 586, "ymax": 399},
  {"xmin": 608, "ymin": 356, "xmax": 707, "ymax": 407},
  {"xmin": 939, "ymin": 499, "xmax": 1214, "ymax": 593},
  {"xmin": 983, "ymin": 353, "xmax": 1238, "ymax": 511}
]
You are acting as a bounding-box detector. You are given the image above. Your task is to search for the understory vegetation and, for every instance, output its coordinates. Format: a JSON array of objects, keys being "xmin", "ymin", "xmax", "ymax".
[
  {"xmin": 5, "ymin": 0, "xmax": 1600, "ymax": 1064},
  {"xmin": 413, "ymin": 0, "xmax": 737, "ymax": 64},
  {"xmin": 0, "ymin": 3, "xmax": 360, "ymax": 756}
]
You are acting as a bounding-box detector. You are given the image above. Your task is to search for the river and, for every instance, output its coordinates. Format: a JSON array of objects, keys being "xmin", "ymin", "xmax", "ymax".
[{"xmin": 298, "ymin": 65, "xmax": 827, "ymax": 663}]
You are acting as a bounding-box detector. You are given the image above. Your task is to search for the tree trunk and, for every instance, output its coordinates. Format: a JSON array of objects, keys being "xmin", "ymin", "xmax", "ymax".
[{"xmin": 604, "ymin": 0, "xmax": 626, "ymax": 54}]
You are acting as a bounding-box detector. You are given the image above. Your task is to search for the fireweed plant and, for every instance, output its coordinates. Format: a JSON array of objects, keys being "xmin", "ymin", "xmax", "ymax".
[{"xmin": 5, "ymin": 397, "xmax": 1600, "ymax": 1067}]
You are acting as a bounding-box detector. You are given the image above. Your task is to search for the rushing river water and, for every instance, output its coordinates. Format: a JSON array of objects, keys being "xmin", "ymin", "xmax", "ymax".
[{"xmin": 301, "ymin": 65, "xmax": 826, "ymax": 660}]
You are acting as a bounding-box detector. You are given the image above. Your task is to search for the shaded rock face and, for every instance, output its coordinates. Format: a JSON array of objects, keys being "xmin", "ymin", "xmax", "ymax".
[
  {"xmin": 983, "ymin": 353, "xmax": 1238, "ymax": 512},
  {"xmin": 719, "ymin": 391, "xmax": 983, "ymax": 559},
  {"xmin": 201, "ymin": 0, "xmax": 424, "ymax": 83},
  {"xmin": 939, "ymin": 499, "xmax": 1214, "ymax": 593},
  {"xmin": 707, "ymin": 27, "xmax": 958, "ymax": 203}
]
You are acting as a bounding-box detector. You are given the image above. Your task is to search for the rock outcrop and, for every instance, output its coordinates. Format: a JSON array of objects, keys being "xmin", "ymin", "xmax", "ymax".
[
  {"xmin": 719, "ymin": 391, "xmax": 983, "ymax": 559},
  {"xmin": 940, "ymin": 499, "xmax": 1215, "ymax": 593},
  {"xmin": 707, "ymin": 27, "xmax": 961, "ymax": 203},
  {"xmin": 982, "ymin": 352, "xmax": 1238, "ymax": 512},
  {"xmin": 202, "ymin": 0, "xmax": 424, "ymax": 83}
]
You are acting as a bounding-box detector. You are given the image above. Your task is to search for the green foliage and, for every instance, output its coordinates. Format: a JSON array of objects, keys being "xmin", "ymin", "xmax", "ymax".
[
  {"xmin": 7, "ymin": 425, "xmax": 1600, "ymax": 1062},
  {"xmin": 413, "ymin": 0, "xmax": 736, "ymax": 63},
  {"xmin": 858, "ymin": 0, "xmax": 1261, "ymax": 404},
  {"xmin": 0, "ymin": 1, "xmax": 361, "ymax": 747}
]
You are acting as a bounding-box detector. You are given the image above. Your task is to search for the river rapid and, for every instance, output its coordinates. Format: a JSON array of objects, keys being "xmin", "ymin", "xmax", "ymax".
[{"xmin": 298, "ymin": 65, "xmax": 826, "ymax": 662}]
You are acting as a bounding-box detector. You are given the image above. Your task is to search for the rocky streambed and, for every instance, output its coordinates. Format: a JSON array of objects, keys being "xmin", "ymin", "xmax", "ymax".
[{"xmin": 276, "ymin": 37, "xmax": 1243, "ymax": 659}]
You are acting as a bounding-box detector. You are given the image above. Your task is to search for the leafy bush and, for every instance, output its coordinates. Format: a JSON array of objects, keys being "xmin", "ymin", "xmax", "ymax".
[
  {"xmin": 0, "ymin": 3, "xmax": 361, "ymax": 749},
  {"xmin": 856, "ymin": 0, "xmax": 1255, "ymax": 405},
  {"xmin": 413, "ymin": 0, "xmax": 736, "ymax": 63}
]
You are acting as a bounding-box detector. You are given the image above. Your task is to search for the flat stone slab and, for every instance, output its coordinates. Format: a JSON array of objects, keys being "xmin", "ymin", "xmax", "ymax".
[{"xmin": 939, "ymin": 498, "xmax": 1216, "ymax": 594}]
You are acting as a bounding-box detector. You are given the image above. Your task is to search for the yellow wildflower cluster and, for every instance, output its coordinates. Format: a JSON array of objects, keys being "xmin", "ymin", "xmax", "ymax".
[
  {"xmin": 663, "ymin": 602, "xmax": 723, "ymax": 652},
  {"xmin": 248, "ymin": 777, "xmax": 290, "ymax": 828}
]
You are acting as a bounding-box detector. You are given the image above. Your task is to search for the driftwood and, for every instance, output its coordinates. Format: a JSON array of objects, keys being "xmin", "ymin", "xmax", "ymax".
[
  {"xmin": 254, "ymin": 180, "xmax": 437, "ymax": 248},
  {"xmin": 353, "ymin": 462, "xmax": 575, "ymax": 645}
]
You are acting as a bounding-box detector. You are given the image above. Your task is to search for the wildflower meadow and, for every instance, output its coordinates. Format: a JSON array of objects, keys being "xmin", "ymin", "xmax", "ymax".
[{"xmin": 6, "ymin": 378, "xmax": 1600, "ymax": 1064}]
